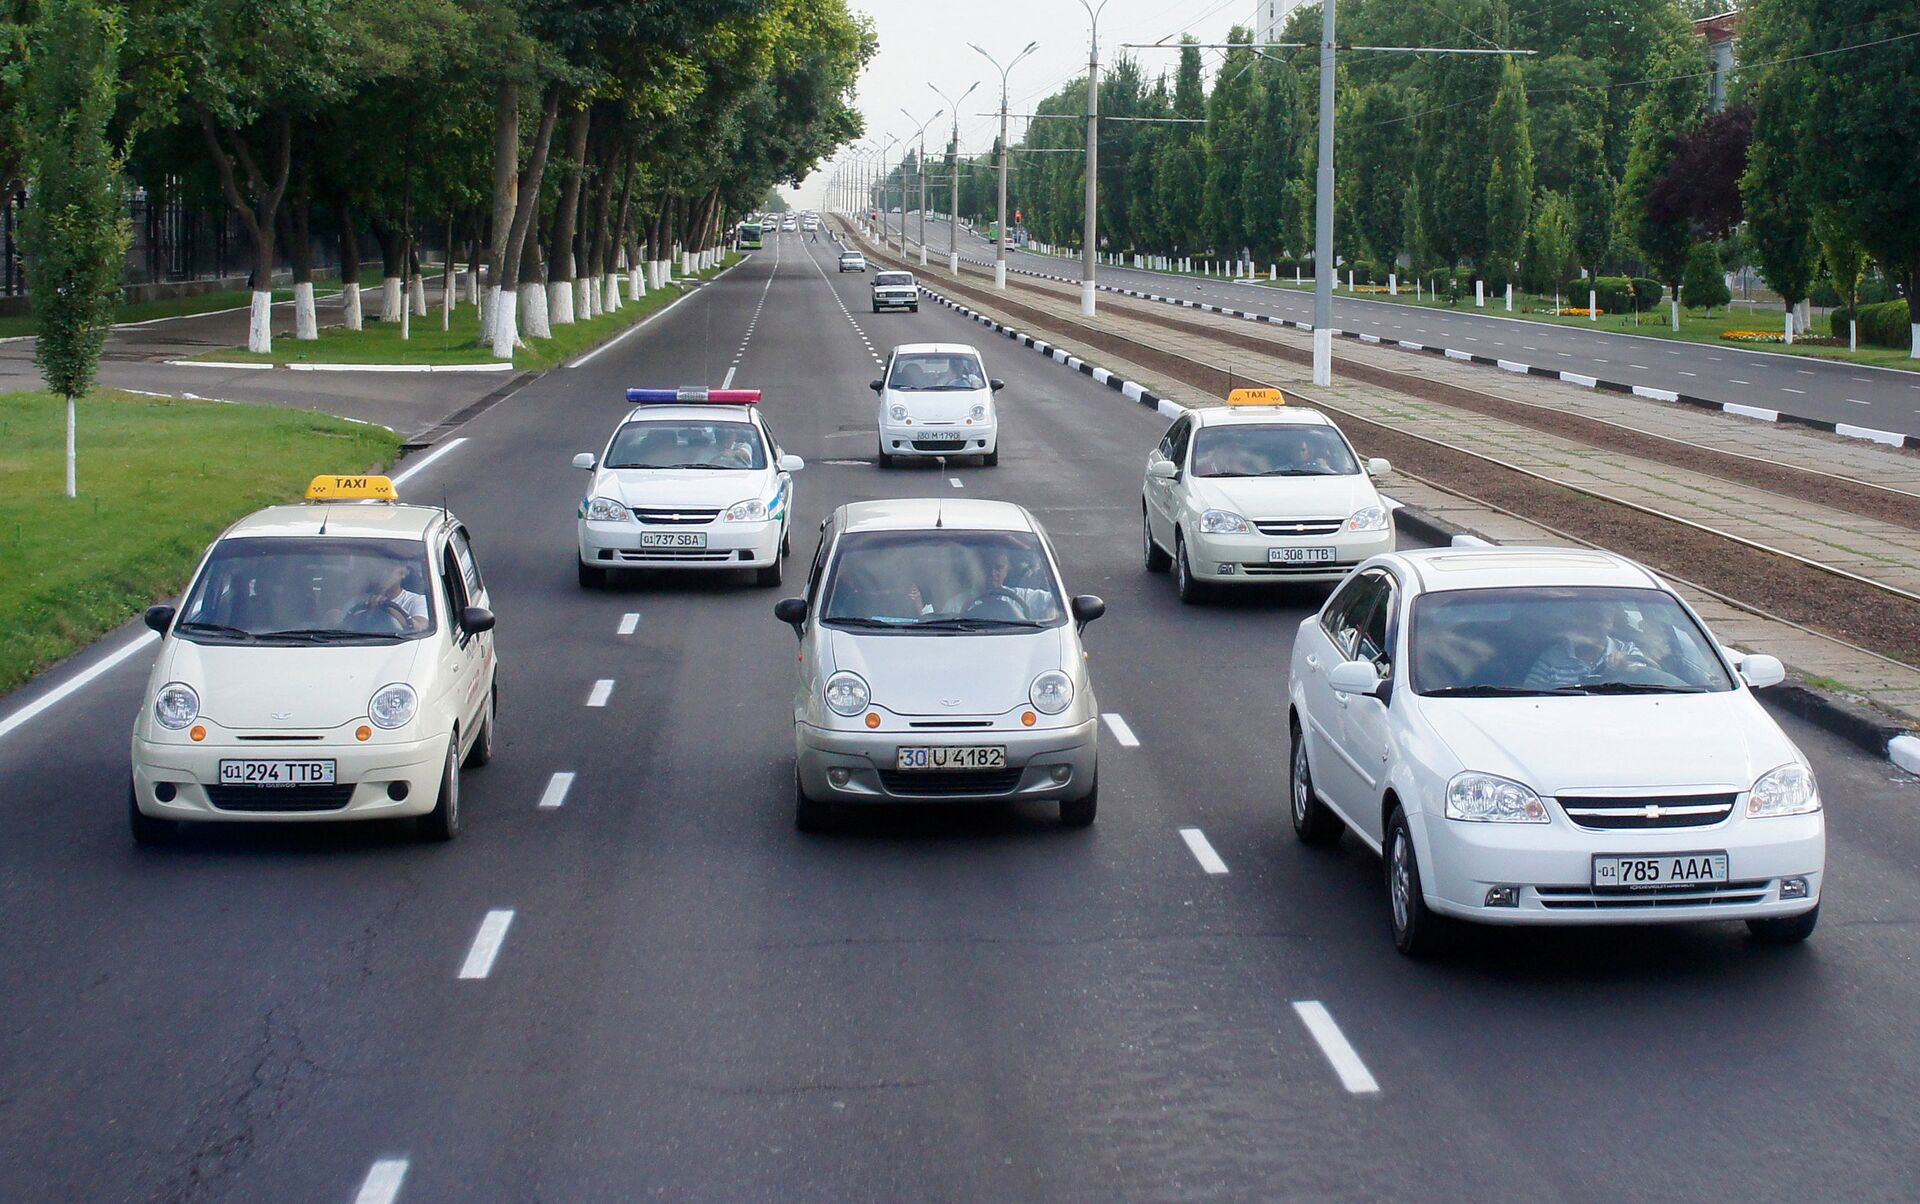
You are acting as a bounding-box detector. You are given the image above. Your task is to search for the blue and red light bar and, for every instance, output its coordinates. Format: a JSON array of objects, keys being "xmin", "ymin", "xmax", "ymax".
[{"xmin": 626, "ymin": 387, "xmax": 762, "ymax": 404}]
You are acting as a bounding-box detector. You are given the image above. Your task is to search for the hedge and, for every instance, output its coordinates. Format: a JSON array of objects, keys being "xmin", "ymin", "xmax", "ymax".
[{"xmin": 1834, "ymin": 299, "xmax": 1915, "ymax": 347}]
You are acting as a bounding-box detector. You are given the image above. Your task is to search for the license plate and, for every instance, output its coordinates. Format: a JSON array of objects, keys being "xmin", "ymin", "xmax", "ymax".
[
  {"xmin": 218, "ymin": 759, "xmax": 337, "ymax": 787},
  {"xmin": 1592, "ymin": 851, "xmax": 1728, "ymax": 888},
  {"xmin": 640, "ymin": 532, "xmax": 706, "ymax": 548},
  {"xmin": 915, "ymin": 434, "xmax": 964, "ymax": 445},
  {"xmin": 1269, "ymin": 546, "xmax": 1336, "ymax": 564},
  {"xmin": 896, "ymin": 745, "xmax": 1007, "ymax": 771}
]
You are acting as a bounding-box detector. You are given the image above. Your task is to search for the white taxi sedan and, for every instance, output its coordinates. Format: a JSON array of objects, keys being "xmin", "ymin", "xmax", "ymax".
[
  {"xmin": 871, "ymin": 343, "xmax": 1003, "ymax": 468},
  {"xmin": 1143, "ymin": 390, "xmax": 1393, "ymax": 602},
  {"xmin": 574, "ymin": 388, "xmax": 803, "ymax": 588},
  {"xmin": 130, "ymin": 475, "xmax": 498, "ymax": 843},
  {"xmin": 1287, "ymin": 546, "xmax": 1823, "ymax": 955}
]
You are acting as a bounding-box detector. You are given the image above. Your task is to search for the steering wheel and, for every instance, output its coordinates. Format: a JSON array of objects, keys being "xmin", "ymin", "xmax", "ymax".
[
  {"xmin": 964, "ymin": 587, "xmax": 1027, "ymax": 621},
  {"xmin": 344, "ymin": 597, "xmax": 411, "ymax": 633}
]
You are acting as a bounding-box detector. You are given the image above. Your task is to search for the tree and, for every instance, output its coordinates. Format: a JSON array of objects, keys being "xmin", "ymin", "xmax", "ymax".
[
  {"xmin": 1619, "ymin": 42, "xmax": 1702, "ymax": 328},
  {"xmin": 1814, "ymin": 205, "xmax": 1866, "ymax": 349},
  {"xmin": 20, "ymin": 0, "xmax": 131, "ymax": 499},
  {"xmin": 1344, "ymin": 81, "xmax": 1412, "ymax": 270},
  {"xmin": 1740, "ymin": 134, "xmax": 1815, "ymax": 341},
  {"xmin": 1644, "ymin": 103, "xmax": 1751, "ymax": 241},
  {"xmin": 1483, "ymin": 57, "xmax": 1534, "ymax": 289},
  {"xmin": 1682, "ymin": 242, "xmax": 1730, "ymax": 314},
  {"xmin": 1524, "ymin": 190, "xmax": 1575, "ymax": 304}
]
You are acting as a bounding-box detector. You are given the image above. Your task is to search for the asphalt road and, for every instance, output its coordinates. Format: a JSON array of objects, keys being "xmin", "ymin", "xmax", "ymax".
[
  {"xmin": 886, "ymin": 212, "xmax": 1920, "ymax": 440},
  {"xmin": 2, "ymin": 225, "xmax": 1917, "ymax": 1202}
]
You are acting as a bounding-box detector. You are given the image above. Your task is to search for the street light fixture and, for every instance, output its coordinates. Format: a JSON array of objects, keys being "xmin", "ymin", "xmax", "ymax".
[
  {"xmin": 971, "ymin": 39, "xmax": 1038, "ymax": 291},
  {"xmin": 928, "ymin": 80, "xmax": 980, "ymax": 274},
  {"xmin": 900, "ymin": 106, "xmax": 944, "ymax": 265}
]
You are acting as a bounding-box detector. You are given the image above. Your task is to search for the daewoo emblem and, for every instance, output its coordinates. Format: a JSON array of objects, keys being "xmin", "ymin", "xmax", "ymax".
[
  {"xmin": 271, "ymin": 711, "xmax": 292, "ymax": 720},
  {"xmin": 940, "ymin": 698, "xmax": 962, "ymax": 708}
]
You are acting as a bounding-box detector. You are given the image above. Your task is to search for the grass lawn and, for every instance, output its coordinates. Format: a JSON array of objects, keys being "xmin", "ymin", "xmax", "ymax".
[
  {"xmin": 0, "ymin": 389, "xmax": 399, "ymax": 696},
  {"xmin": 0, "ymin": 268, "xmax": 383, "ymax": 340}
]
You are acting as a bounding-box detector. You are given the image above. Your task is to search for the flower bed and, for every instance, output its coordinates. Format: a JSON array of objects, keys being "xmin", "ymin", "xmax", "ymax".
[
  {"xmin": 1720, "ymin": 330, "xmax": 1845, "ymax": 346},
  {"xmin": 1546, "ymin": 307, "xmax": 1603, "ymax": 317}
]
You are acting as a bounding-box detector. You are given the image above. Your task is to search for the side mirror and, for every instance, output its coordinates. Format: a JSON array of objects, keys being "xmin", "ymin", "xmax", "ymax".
[
  {"xmin": 869, "ymin": 379, "xmax": 885, "ymax": 393},
  {"xmin": 989, "ymin": 379, "xmax": 1006, "ymax": 392},
  {"xmin": 1146, "ymin": 459, "xmax": 1179, "ymax": 480},
  {"xmin": 1367, "ymin": 457, "xmax": 1392, "ymax": 477},
  {"xmin": 1070, "ymin": 594, "xmax": 1106, "ymax": 631},
  {"xmin": 1328, "ymin": 659, "xmax": 1383, "ymax": 698},
  {"xmin": 144, "ymin": 605, "xmax": 175, "ymax": 635},
  {"xmin": 1738, "ymin": 653, "xmax": 1785, "ymax": 689},
  {"xmin": 461, "ymin": 606, "xmax": 496, "ymax": 634},
  {"xmin": 777, "ymin": 453, "xmax": 804, "ymax": 473},
  {"xmin": 572, "ymin": 452, "xmax": 596, "ymax": 471},
  {"xmin": 774, "ymin": 597, "xmax": 810, "ymax": 635}
]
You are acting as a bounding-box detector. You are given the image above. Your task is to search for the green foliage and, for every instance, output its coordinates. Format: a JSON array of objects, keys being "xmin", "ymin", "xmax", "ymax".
[
  {"xmin": 1522, "ymin": 191, "xmax": 1574, "ymax": 295},
  {"xmin": 1837, "ymin": 300, "xmax": 1915, "ymax": 348},
  {"xmin": 1483, "ymin": 58, "xmax": 1534, "ymax": 279},
  {"xmin": 1739, "ymin": 133, "xmax": 1814, "ymax": 307},
  {"xmin": 1619, "ymin": 41, "xmax": 1702, "ymax": 286},
  {"xmin": 1681, "ymin": 242, "xmax": 1730, "ymax": 312}
]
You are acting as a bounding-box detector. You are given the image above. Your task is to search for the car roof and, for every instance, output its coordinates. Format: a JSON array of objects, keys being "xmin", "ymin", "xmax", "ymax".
[
  {"xmin": 616, "ymin": 405, "xmax": 762, "ymax": 425},
  {"xmin": 222, "ymin": 502, "xmax": 449, "ymax": 543},
  {"xmin": 1189, "ymin": 404, "xmax": 1336, "ymax": 428},
  {"xmin": 1393, "ymin": 546, "xmax": 1664, "ymax": 593},
  {"xmin": 836, "ymin": 498, "xmax": 1035, "ymax": 534},
  {"xmin": 888, "ymin": 342, "xmax": 980, "ymax": 358}
]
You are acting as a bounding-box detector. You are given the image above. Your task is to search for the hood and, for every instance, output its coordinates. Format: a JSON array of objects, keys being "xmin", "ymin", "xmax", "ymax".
[
  {"xmin": 882, "ymin": 387, "xmax": 992, "ymax": 426},
  {"xmin": 597, "ymin": 469, "xmax": 767, "ymax": 509},
  {"xmin": 1190, "ymin": 473, "xmax": 1379, "ymax": 522},
  {"xmin": 161, "ymin": 639, "xmax": 425, "ymax": 729},
  {"xmin": 1418, "ymin": 691, "xmax": 1797, "ymax": 796},
  {"xmin": 827, "ymin": 627, "xmax": 1065, "ymax": 716}
]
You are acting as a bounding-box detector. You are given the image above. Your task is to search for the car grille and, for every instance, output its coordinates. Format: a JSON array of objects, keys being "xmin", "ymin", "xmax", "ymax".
[
  {"xmin": 615, "ymin": 548, "xmax": 738, "ymax": 562},
  {"xmin": 206, "ymin": 784, "xmax": 355, "ymax": 812},
  {"xmin": 1535, "ymin": 880, "xmax": 1772, "ymax": 909},
  {"xmin": 1238, "ymin": 562, "xmax": 1353, "ymax": 576},
  {"xmin": 1556, "ymin": 793, "xmax": 1737, "ymax": 831},
  {"xmin": 877, "ymin": 768, "xmax": 1025, "ymax": 796},
  {"xmin": 632, "ymin": 507, "xmax": 719, "ymax": 525},
  {"xmin": 1253, "ymin": 517, "xmax": 1344, "ymax": 536}
]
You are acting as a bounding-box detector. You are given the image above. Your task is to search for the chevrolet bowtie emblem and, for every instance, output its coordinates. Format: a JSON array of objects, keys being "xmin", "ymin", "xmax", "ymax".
[{"xmin": 1643, "ymin": 804, "xmax": 1663, "ymax": 819}]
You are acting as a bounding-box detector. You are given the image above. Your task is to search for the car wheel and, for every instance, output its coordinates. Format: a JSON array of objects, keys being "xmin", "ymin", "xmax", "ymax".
[
  {"xmin": 795, "ymin": 775, "xmax": 832, "ymax": 833},
  {"xmin": 1386, "ymin": 807, "xmax": 1444, "ymax": 956},
  {"xmin": 1748, "ymin": 904, "xmax": 1819, "ymax": 945},
  {"xmin": 871, "ymin": 302, "xmax": 881, "ymax": 312},
  {"xmin": 910, "ymin": 304, "xmax": 919, "ymax": 312},
  {"xmin": 128, "ymin": 781, "xmax": 174, "ymax": 846},
  {"xmin": 1290, "ymin": 724, "xmax": 1342, "ymax": 845},
  {"xmin": 1174, "ymin": 532, "xmax": 1206, "ymax": 604},
  {"xmin": 578, "ymin": 559, "xmax": 606, "ymax": 589},
  {"xmin": 1142, "ymin": 506, "xmax": 1171, "ymax": 573},
  {"xmin": 755, "ymin": 554, "xmax": 784, "ymax": 588},
  {"xmin": 465, "ymin": 685, "xmax": 497, "ymax": 768},
  {"xmin": 876, "ymin": 439, "xmax": 894, "ymax": 470},
  {"xmin": 781, "ymin": 526, "xmax": 792, "ymax": 558},
  {"xmin": 418, "ymin": 735, "xmax": 461, "ymax": 841},
  {"xmin": 1060, "ymin": 779, "xmax": 1097, "ymax": 828},
  {"xmin": 982, "ymin": 447, "xmax": 999, "ymax": 467}
]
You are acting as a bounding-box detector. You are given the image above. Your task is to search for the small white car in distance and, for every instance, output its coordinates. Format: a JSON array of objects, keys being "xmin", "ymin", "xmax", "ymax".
[
  {"xmin": 871, "ymin": 343, "xmax": 1003, "ymax": 468},
  {"xmin": 1286, "ymin": 546, "xmax": 1823, "ymax": 955},
  {"xmin": 574, "ymin": 388, "xmax": 803, "ymax": 589},
  {"xmin": 130, "ymin": 474, "xmax": 499, "ymax": 844},
  {"xmin": 1144, "ymin": 389, "xmax": 1393, "ymax": 602},
  {"xmin": 838, "ymin": 251, "xmax": 866, "ymax": 273},
  {"xmin": 871, "ymin": 270, "xmax": 918, "ymax": 312}
]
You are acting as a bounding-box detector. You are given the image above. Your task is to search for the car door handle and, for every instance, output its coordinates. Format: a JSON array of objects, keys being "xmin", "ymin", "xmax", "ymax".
[{"xmin": 1304, "ymin": 654, "xmax": 1320, "ymax": 671}]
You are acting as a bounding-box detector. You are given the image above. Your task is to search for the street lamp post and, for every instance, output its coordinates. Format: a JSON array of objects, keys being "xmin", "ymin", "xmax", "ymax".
[
  {"xmin": 1312, "ymin": 1, "xmax": 1336, "ymax": 385},
  {"xmin": 929, "ymin": 80, "xmax": 980, "ymax": 275},
  {"xmin": 972, "ymin": 40, "xmax": 1038, "ymax": 291},
  {"xmin": 901, "ymin": 106, "xmax": 944, "ymax": 266},
  {"xmin": 1077, "ymin": 0, "xmax": 1112, "ymax": 317}
]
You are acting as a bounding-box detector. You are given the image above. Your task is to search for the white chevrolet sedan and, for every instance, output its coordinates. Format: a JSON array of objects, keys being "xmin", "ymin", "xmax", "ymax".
[
  {"xmin": 1144, "ymin": 391, "xmax": 1393, "ymax": 601},
  {"xmin": 775, "ymin": 499, "xmax": 1105, "ymax": 831},
  {"xmin": 1287, "ymin": 547, "xmax": 1823, "ymax": 955},
  {"xmin": 871, "ymin": 343, "xmax": 1003, "ymax": 468}
]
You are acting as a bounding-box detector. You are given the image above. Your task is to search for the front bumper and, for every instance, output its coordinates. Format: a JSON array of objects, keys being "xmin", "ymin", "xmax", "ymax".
[
  {"xmin": 1184, "ymin": 525, "xmax": 1394, "ymax": 584},
  {"xmin": 873, "ymin": 292, "xmax": 918, "ymax": 309},
  {"xmin": 1413, "ymin": 807, "xmax": 1825, "ymax": 926},
  {"xmin": 880, "ymin": 424, "xmax": 997, "ymax": 458},
  {"xmin": 130, "ymin": 729, "xmax": 452, "ymax": 822},
  {"xmin": 578, "ymin": 518, "xmax": 781, "ymax": 569},
  {"xmin": 796, "ymin": 716, "xmax": 1097, "ymax": 804}
]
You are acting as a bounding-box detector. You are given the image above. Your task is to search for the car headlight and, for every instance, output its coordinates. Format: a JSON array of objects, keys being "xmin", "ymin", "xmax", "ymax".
[
  {"xmin": 1345, "ymin": 505, "xmax": 1389, "ymax": 532},
  {"xmin": 154, "ymin": 682, "xmax": 200, "ymax": 730},
  {"xmin": 1199, "ymin": 508, "xmax": 1252, "ymax": 535},
  {"xmin": 584, "ymin": 496, "xmax": 632, "ymax": 522},
  {"xmin": 1030, "ymin": 670, "xmax": 1074, "ymax": 715},
  {"xmin": 969, "ymin": 403, "xmax": 988, "ymax": 420},
  {"xmin": 722, "ymin": 498, "xmax": 769, "ymax": 522},
  {"xmin": 888, "ymin": 402, "xmax": 908, "ymax": 422},
  {"xmin": 1747, "ymin": 763, "xmax": 1820, "ymax": 817},
  {"xmin": 823, "ymin": 671, "xmax": 870, "ymax": 717},
  {"xmin": 1445, "ymin": 772, "xmax": 1549, "ymax": 823},
  {"xmin": 368, "ymin": 683, "xmax": 419, "ymax": 730}
]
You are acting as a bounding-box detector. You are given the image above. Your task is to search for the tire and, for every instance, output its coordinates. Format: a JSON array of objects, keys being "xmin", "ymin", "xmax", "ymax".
[
  {"xmin": 578, "ymin": 559, "xmax": 606, "ymax": 589},
  {"xmin": 1748, "ymin": 904, "xmax": 1819, "ymax": 945},
  {"xmin": 465, "ymin": 685, "xmax": 496, "ymax": 768},
  {"xmin": 1290, "ymin": 724, "xmax": 1342, "ymax": 845},
  {"xmin": 418, "ymin": 735, "xmax": 461, "ymax": 841},
  {"xmin": 1386, "ymin": 807, "xmax": 1444, "ymax": 956},
  {"xmin": 982, "ymin": 447, "xmax": 999, "ymax": 467},
  {"xmin": 1060, "ymin": 779, "xmax": 1097, "ymax": 828},
  {"xmin": 755, "ymin": 554, "xmax": 784, "ymax": 588},
  {"xmin": 871, "ymin": 302, "xmax": 881, "ymax": 312},
  {"xmin": 1174, "ymin": 533, "xmax": 1206, "ymax": 605},
  {"xmin": 795, "ymin": 775, "xmax": 832, "ymax": 833},
  {"xmin": 1142, "ymin": 506, "xmax": 1171, "ymax": 573},
  {"xmin": 876, "ymin": 439, "xmax": 894, "ymax": 470},
  {"xmin": 781, "ymin": 526, "xmax": 792, "ymax": 558},
  {"xmin": 910, "ymin": 304, "xmax": 919, "ymax": 312},
  {"xmin": 129, "ymin": 781, "xmax": 174, "ymax": 846}
]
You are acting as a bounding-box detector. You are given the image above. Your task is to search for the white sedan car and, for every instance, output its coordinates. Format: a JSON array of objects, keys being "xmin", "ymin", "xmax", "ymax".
[
  {"xmin": 574, "ymin": 389, "xmax": 803, "ymax": 588},
  {"xmin": 1287, "ymin": 546, "xmax": 1823, "ymax": 955},
  {"xmin": 130, "ymin": 475, "xmax": 498, "ymax": 843},
  {"xmin": 872, "ymin": 343, "xmax": 1003, "ymax": 468},
  {"xmin": 1144, "ymin": 391, "xmax": 1393, "ymax": 601},
  {"xmin": 871, "ymin": 270, "xmax": 918, "ymax": 312},
  {"xmin": 838, "ymin": 251, "xmax": 866, "ymax": 273}
]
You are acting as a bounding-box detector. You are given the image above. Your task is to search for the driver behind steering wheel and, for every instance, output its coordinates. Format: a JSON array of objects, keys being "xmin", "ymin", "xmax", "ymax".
[
  {"xmin": 352, "ymin": 562, "xmax": 428, "ymax": 632},
  {"xmin": 942, "ymin": 545, "xmax": 1055, "ymax": 621}
]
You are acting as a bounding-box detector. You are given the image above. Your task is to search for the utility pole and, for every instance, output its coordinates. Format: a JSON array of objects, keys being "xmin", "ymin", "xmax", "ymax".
[
  {"xmin": 1078, "ymin": 0, "xmax": 1111, "ymax": 317},
  {"xmin": 929, "ymin": 80, "xmax": 979, "ymax": 275},
  {"xmin": 902, "ymin": 107, "xmax": 943, "ymax": 267},
  {"xmin": 973, "ymin": 40, "xmax": 1037, "ymax": 291},
  {"xmin": 1312, "ymin": 0, "xmax": 1336, "ymax": 384}
]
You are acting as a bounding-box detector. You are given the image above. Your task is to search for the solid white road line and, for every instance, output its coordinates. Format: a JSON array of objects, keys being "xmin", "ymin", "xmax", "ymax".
[
  {"xmin": 391, "ymin": 437, "xmax": 468, "ymax": 486},
  {"xmin": 1101, "ymin": 713, "xmax": 1140, "ymax": 747},
  {"xmin": 458, "ymin": 909, "xmax": 515, "ymax": 979},
  {"xmin": 538, "ymin": 772, "xmax": 576, "ymax": 810},
  {"xmin": 617, "ymin": 613, "xmax": 640, "ymax": 635},
  {"xmin": 352, "ymin": 1158, "xmax": 411, "ymax": 1204},
  {"xmin": 586, "ymin": 679, "xmax": 614, "ymax": 707},
  {"xmin": 0, "ymin": 631, "xmax": 158, "ymax": 744},
  {"xmin": 1179, "ymin": 827, "xmax": 1229, "ymax": 875},
  {"xmin": 1293, "ymin": 1001, "xmax": 1380, "ymax": 1094}
]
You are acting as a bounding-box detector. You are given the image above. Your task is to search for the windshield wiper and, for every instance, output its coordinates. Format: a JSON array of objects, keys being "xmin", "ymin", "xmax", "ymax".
[
  {"xmin": 174, "ymin": 622, "xmax": 255, "ymax": 640},
  {"xmin": 255, "ymin": 628, "xmax": 404, "ymax": 643},
  {"xmin": 1421, "ymin": 684, "xmax": 1586, "ymax": 697},
  {"xmin": 913, "ymin": 617, "xmax": 1049, "ymax": 630},
  {"xmin": 656, "ymin": 463, "xmax": 728, "ymax": 470},
  {"xmin": 1575, "ymin": 681, "xmax": 1708, "ymax": 695},
  {"xmin": 1252, "ymin": 468, "xmax": 1340, "ymax": 477},
  {"xmin": 822, "ymin": 615, "xmax": 919, "ymax": 628}
]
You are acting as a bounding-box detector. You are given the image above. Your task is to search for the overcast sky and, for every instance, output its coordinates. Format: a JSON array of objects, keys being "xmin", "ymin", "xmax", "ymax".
[{"xmin": 784, "ymin": 0, "xmax": 1273, "ymax": 207}]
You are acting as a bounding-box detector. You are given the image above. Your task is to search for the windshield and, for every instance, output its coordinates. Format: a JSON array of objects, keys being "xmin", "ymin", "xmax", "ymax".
[
  {"xmin": 1411, "ymin": 586, "xmax": 1734, "ymax": 696},
  {"xmin": 1191, "ymin": 424, "xmax": 1359, "ymax": 477},
  {"xmin": 820, "ymin": 530, "xmax": 1065, "ymax": 630},
  {"xmin": 176, "ymin": 536, "xmax": 436, "ymax": 643},
  {"xmin": 874, "ymin": 273, "xmax": 914, "ymax": 287},
  {"xmin": 886, "ymin": 352, "xmax": 987, "ymax": 392},
  {"xmin": 604, "ymin": 420, "xmax": 767, "ymax": 470}
]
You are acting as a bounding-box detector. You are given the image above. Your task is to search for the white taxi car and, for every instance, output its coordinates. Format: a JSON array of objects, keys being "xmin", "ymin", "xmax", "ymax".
[
  {"xmin": 871, "ymin": 270, "xmax": 919, "ymax": 312},
  {"xmin": 574, "ymin": 388, "xmax": 803, "ymax": 588},
  {"xmin": 1143, "ymin": 389, "xmax": 1393, "ymax": 602},
  {"xmin": 1286, "ymin": 546, "xmax": 1823, "ymax": 955},
  {"xmin": 871, "ymin": 343, "xmax": 1004, "ymax": 468},
  {"xmin": 129, "ymin": 475, "xmax": 499, "ymax": 844},
  {"xmin": 774, "ymin": 499, "xmax": 1105, "ymax": 832}
]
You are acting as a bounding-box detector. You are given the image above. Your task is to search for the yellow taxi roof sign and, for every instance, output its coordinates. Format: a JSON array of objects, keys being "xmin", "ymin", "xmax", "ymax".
[
  {"xmin": 1225, "ymin": 387, "xmax": 1286, "ymax": 407},
  {"xmin": 305, "ymin": 474, "xmax": 399, "ymax": 502}
]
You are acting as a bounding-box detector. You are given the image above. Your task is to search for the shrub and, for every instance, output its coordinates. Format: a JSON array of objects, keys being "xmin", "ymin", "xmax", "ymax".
[
  {"xmin": 1829, "ymin": 305, "xmax": 1853, "ymax": 339},
  {"xmin": 1630, "ymin": 278, "xmax": 1665, "ymax": 311},
  {"xmin": 1856, "ymin": 299, "xmax": 1912, "ymax": 348},
  {"xmin": 1682, "ymin": 244, "xmax": 1731, "ymax": 312},
  {"xmin": 1584, "ymin": 276, "xmax": 1635, "ymax": 314}
]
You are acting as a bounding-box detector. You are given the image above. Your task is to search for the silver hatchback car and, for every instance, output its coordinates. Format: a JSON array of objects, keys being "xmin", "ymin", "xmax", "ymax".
[{"xmin": 775, "ymin": 499, "xmax": 1105, "ymax": 831}]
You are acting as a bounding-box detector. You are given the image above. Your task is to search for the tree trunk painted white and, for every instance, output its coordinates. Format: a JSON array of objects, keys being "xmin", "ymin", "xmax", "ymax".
[
  {"xmin": 1505, "ymin": 283, "xmax": 1513, "ymax": 312},
  {"xmin": 1910, "ymin": 322, "xmax": 1918, "ymax": 358},
  {"xmin": 1388, "ymin": 273, "xmax": 1397, "ymax": 296},
  {"xmin": 577, "ymin": 276, "xmax": 594, "ymax": 319},
  {"xmin": 1475, "ymin": 279, "xmax": 1485, "ymax": 307},
  {"xmin": 400, "ymin": 290, "xmax": 410, "ymax": 341},
  {"xmin": 1589, "ymin": 289, "xmax": 1597, "ymax": 320},
  {"xmin": 490, "ymin": 288, "xmax": 518, "ymax": 359},
  {"xmin": 520, "ymin": 281, "xmax": 550, "ymax": 340},
  {"xmin": 604, "ymin": 273, "xmax": 620, "ymax": 310},
  {"xmin": 248, "ymin": 291, "xmax": 273, "ymax": 353},
  {"xmin": 466, "ymin": 267, "xmax": 480, "ymax": 305},
  {"xmin": 1849, "ymin": 319, "xmax": 1856, "ymax": 352},
  {"xmin": 1295, "ymin": 265, "xmax": 1301, "ymax": 284},
  {"xmin": 549, "ymin": 280, "xmax": 575, "ymax": 325},
  {"xmin": 343, "ymin": 282, "xmax": 363, "ymax": 331},
  {"xmin": 628, "ymin": 266, "xmax": 643, "ymax": 300},
  {"xmin": 294, "ymin": 282, "xmax": 319, "ymax": 340},
  {"xmin": 479, "ymin": 285, "xmax": 498, "ymax": 342},
  {"xmin": 379, "ymin": 276, "xmax": 403, "ymax": 322},
  {"xmin": 64, "ymin": 395, "xmax": 75, "ymax": 499},
  {"xmin": 1348, "ymin": 270, "xmax": 1355, "ymax": 292},
  {"xmin": 410, "ymin": 274, "xmax": 427, "ymax": 316},
  {"xmin": 1783, "ymin": 310, "xmax": 1794, "ymax": 345},
  {"xmin": 1670, "ymin": 298, "xmax": 1679, "ymax": 331}
]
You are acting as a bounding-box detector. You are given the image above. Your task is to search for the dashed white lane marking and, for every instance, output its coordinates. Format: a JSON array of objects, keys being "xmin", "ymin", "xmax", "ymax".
[
  {"xmin": 538, "ymin": 772, "xmax": 576, "ymax": 810},
  {"xmin": 948, "ymin": 477, "xmax": 964, "ymax": 488},
  {"xmin": 617, "ymin": 613, "xmax": 640, "ymax": 635},
  {"xmin": 0, "ymin": 631, "xmax": 158, "ymax": 744},
  {"xmin": 352, "ymin": 1158, "xmax": 410, "ymax": 1204},
  {"xmin": 1797, "ymin": 369, "xmax": 1815, "ymax": 375},
  {"xmin": 1629, "ymin": 364, "xmax": 1649, "ymax": 371},
  {"xmin": 586, "ymin": 679, "xmax": 614, "ymax": 707},
  {"xmin": 1179, "ymin": 827, "xmax": 1229, "ymax": 875},
  {"xmin": 392, "ymin": 437, "xmax": 468, "ymax": 486},
  {"xmin": 1293, "ymin": 1001, "xmax": 1380, "ymax": 1094},
  {"xmin": 1101, "ymin": 713, "xmax": 1140, "ymax": 747},
  {"xmin": 1729, "ymin": 378, "xmax": 1750, "ymax": 385},
  {"xmin": 1678, "ymin": 371, "xmax": 1696, "ymax": 377},
  {"xmin": 458, "ymin": 909, "xmax": 515, "ymax": 979},
  {"xmin": 1782, "ymin": 387, "xmax": 1807, "ymax": 394},
  {"xmin": 1845, "ymin": 398, "xmax": 1870, "ymax": 406},
  {"xmin": 721, "ymin": 366, "xmax": 736, "ymax": 388}
]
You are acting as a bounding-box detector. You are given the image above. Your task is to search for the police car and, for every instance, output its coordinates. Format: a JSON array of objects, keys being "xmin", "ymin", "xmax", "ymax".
[
  {"xmin": 129, "ymin": 475, "xmax": 499, "ymax": 844},
  {"xmin": 574, "ymin": 388, "xmax": 804, "ymax": 588}
]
